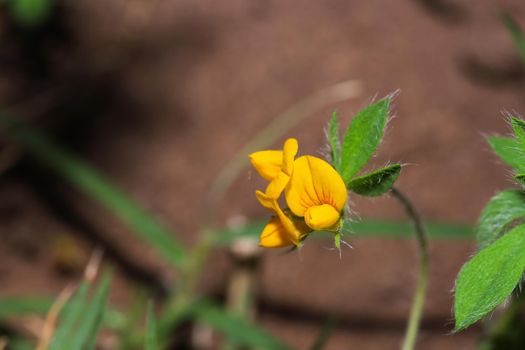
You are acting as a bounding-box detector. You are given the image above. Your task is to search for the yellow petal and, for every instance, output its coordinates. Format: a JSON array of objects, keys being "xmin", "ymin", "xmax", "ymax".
[
  {"xmin": 256, "ymin": 190, "xmax": 274, "ymax": 210},
  {"xmin": 282, "ymin": 138, "xmax": 298, "ymax": 176},
  {"xmin": 249, "ymin": 150, "xmax": 283, "ymax": 181},
  {"xmin": 255, "ymin": 191, "xmax": 311, "ymax": 244},
  {"xmin": 259, "ymin": 217, "xmax": 295, "ymax": 248},
  {"xmin": 304, "ymin": 204, "xmax": 341, "ymax": 231},
  {"xmin": 285, "ymin": 155, "xmax": 347, "ymax": 217},
  {"xmin": 265, "ymin": 171, "xmax": 290, "ymax": 199}
]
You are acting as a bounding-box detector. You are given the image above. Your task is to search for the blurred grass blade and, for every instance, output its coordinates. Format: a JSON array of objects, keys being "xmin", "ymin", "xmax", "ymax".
[
  {"xmin": 310, "ymin": 318, "xmax": 337, "ymax": 350},
  {"xmin": 501, "ymin": 12, "xmax": 525, "ymax": 66},
  {"xmin": 49, "ymin": 282, "xmax": 89, "ymax": 350},
  {"xmin": 0, "ymin": 297, "xmax": 52, "ymax": 319},
  {"xmin": 348, "ymin": 219, "xmax": 473, "ymax": 238},
  {"xmin": 193, "ymin": 301, "xmax": 290, "ymax": 350},
  {"xmin": 145, "ymin": 303, "xmax": 159, "ymax": 350},
  {"xmin": 9, "ymin": 337, "xmax": 34, "ymax": 350},
  {"xmin": 0, "ymin": 116, "xmax": 187, "ymax": 267},
  {"xmin": 67, "ymin": 272, "xmax": 111, "ymax": 350},
  {"xmin": 0, "ymin": 295, "xmax": 124, "ymax": 329},
  {"xmin": 214, "ymin": 219, "xmax": 474, "ymax": 245}
]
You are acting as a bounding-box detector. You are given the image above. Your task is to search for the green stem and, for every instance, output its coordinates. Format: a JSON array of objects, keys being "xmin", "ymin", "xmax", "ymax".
[{"xmin": 391, "ymin": 187, "xmax": 428, "ymax": 350}]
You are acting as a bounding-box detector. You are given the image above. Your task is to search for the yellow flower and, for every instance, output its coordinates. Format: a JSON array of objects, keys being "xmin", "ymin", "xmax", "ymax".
[
  {"xmin": 285, "ymin": 156, "xmax": 347, "ymax": 231},
  {"xmin": 249, "ymin": 138, "xmax": 298, "ymax": 199},
  {"xmin": 250, "ymin": 138, "xmax": 347, "ymax": 248},
  {"xmin": 255, "ymin": 190, "xmax": 311, "ymax": 247}
]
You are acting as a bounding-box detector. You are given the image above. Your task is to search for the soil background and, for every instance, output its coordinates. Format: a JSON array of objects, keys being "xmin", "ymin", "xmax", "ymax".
[{"xmin": 1, "ymin": 1, "xmax": 525, "ymax": 349}]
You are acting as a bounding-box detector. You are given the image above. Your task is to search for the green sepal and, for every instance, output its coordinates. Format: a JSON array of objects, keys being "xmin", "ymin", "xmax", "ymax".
[
  {"xmin": 347, "ymin": 164, "xmax": 401, "ymax": 196},
  {"xmin": 454, "ymin": 223, "xmax": 525, "ymax": 331},
  {"xmin": 340, "ymin": 98, "xmax": 390, "ymax": 183}
]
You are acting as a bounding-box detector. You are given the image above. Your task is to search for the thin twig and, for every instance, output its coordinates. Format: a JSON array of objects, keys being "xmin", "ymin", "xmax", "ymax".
[{"xmin": 390, "ymin": 187, "xmax": 428, "ymax": 350}]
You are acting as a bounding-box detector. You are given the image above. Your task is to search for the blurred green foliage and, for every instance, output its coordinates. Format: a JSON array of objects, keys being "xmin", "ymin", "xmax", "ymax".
[{"xmin": 6, "ymin": 0, "xmax": 53, "ymax": 27}]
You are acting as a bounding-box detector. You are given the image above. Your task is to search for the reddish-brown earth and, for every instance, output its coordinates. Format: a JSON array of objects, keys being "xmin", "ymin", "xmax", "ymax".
[{"xmin": 2, "ymin": 0, "xmax": 525, "ymax": 349}]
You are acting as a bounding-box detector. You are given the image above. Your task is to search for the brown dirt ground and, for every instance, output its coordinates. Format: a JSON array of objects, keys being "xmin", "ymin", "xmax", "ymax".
[{"xmin": 2, "ymin": 0, "xmax": 525, "ymax": 349}]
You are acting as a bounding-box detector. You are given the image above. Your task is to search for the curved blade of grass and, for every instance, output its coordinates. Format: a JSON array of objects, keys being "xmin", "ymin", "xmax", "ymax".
[
  {"xmin": 0, "ymin": 297, "xmax": 52, "ymax": 319},
  {"xmin": 0, "ymin": 296, "xmax": 124, "ymax": 330},
  {"xmin": 145, "ymin": 303, "xmax": 159, "ymax": 350},
  {"xmin": 501, "ymin": 12, "xmax": 525, "ymax": 66},
  {"xmin": 0, "ymin": 115, "xmax": 187, "ymax": 268},
  {"xmin": 67, "ymin": 272, "xmax": 111, "ymax": 350},
  {"xmin": 48, "ymin": 282, "xmax": 89, "ymax": 350},
  {"xmin": 9, "ymin": 337, "xmax": 34, "ymax": 350}
]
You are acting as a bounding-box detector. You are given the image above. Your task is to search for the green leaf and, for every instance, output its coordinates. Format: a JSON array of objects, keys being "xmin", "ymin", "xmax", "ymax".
[
  {"xmin": 511, "ymin": 117, "xmax": 525, "ymax": 148},
  {"xmin": 49, "ymin": 282, "xmax": 90, "ymax": 350},
  {"xmin": 340, "ymin": 98, "xmax": 390, "ymax": 182},
  {"xmin": 454, "ymin": 224, "xmax": 525, "ymax": 330},
  {"xmin": 67, "ymin": 272, "xmax": 111, "ymax": 350},
  {"xmin": 501, "ymin": 12, "xmax": 525, "ymax": 66},
  {"xmin": 145, "ymin": 303, "xmax": 159, "ymax": 350},
  {"xmin": 346, "ymin": 164, "xmax": 401, "ymax": 196},
  {"xmin": 477, "ymin": 190, "xmax": 525, "ymax": 249},
  {"xmin": 0, "ymin": 115, "xmax": 187, "ymax": 268},
  {"xmin": 327, "ymin": 111, "xmax": 341, "ymax": 171},
  {"xmin": 487, "ymin": 136, "xmax": 525, "ymax": 173}
]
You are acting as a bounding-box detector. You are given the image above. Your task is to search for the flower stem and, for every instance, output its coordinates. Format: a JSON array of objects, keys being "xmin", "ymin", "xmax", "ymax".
[{"xmin": 391, "ymin": 187, "xmax": 428, "ymax": 350}]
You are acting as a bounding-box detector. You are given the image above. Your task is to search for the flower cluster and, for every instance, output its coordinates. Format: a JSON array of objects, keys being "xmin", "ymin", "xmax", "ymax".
[{"xmin": 249, "ymin": 138, "xmax": 347, "ymax": 248}]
